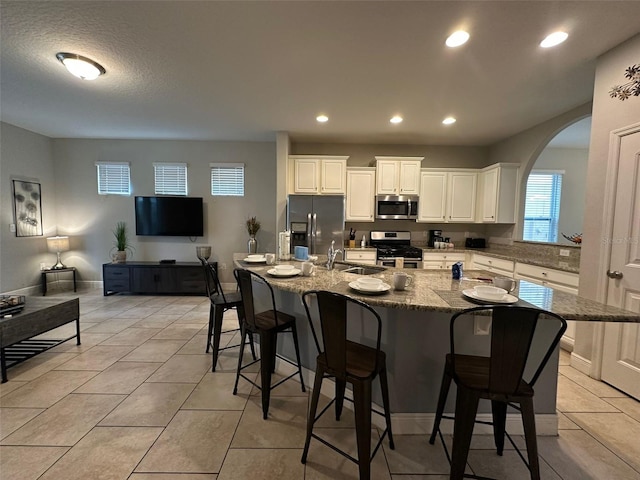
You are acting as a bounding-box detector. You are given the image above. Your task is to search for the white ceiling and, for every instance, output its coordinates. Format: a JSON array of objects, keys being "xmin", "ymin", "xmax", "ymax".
[{"xmin": 1, "ymin": 1, "xmax": 639, "ymax": 147}]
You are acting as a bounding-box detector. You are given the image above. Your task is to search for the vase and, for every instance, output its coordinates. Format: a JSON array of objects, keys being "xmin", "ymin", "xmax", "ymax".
[
  {"xmin": 247, "ymin": 235, "xmax": 257, "ymax": 254},
  {"xmin": 113, "ymin": 250, "xmax": 127, "ymax": 263}
]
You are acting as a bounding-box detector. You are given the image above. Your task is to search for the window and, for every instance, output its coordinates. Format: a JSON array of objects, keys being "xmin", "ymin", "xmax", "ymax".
[
  {"xmin": 210, "ymin": 163, "xmax": 244, "ymax": 196},
  {"xmin": 154, "ymin": 163, "xmax": 188, "ymax": 195},
  {"xmin": 96, "ymin": 162, "xmax": 131, "ymax": 195},
  {"xmin": 523, "ymin": 171, "xmax": 563, "ymax": 242}
]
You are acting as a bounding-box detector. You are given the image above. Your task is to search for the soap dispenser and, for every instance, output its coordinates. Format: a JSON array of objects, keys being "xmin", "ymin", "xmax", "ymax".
[{"xmin": 361, "ymin": 235, "xmax": 366, "ymax": 248}]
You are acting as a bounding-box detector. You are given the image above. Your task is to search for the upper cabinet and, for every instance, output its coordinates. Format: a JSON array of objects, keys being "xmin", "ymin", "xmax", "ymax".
[
  {"xmin": 479, "ymin": 163, "xmax": 519, "ymax": 223},
  {"xmin": 290, "ymin": 156, "xmax": 348, "ymax": 194},
  {"xmin": 346, "ymin": 168, "xmax": 376, "ymax": 222},
  {"xmin": 374, "ymin": 156, "xmax": 423, "ymax": 195},
  {"xmin": 418, "ymin": 170, "xmax": 477, "ymax": 223}
]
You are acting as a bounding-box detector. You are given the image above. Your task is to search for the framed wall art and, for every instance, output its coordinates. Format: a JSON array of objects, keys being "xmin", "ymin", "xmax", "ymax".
[{"xmin": 12, "ymin": 180, "xmax": 43, "ymax": 237}]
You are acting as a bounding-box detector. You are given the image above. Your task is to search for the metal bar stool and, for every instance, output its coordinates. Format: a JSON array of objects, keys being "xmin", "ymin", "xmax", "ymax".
[
  {"xmin": 201, "ymin": 260, "xmax": 255, "ymax": 371},
  {"xmin": 233, "ymin": 268, "xmax": 306, "ymax": 419},
  {"xmin": 429, "ymin": 305, "xmax": 567, "ymax": 480},
  {"xmin": 301, "ymin": 290, "xmax": 395, "ymax": 480}
]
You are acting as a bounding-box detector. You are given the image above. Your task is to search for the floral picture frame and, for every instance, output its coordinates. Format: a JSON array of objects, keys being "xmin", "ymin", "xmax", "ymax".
[{"xmin": 12, "ymin": 180, "xmax": 43, "ymax": 237}]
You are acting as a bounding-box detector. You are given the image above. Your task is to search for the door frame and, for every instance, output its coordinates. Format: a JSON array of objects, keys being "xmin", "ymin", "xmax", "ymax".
[{"xmin": 588, "ymin": 122, "xmax": 640, "ymax": 379}]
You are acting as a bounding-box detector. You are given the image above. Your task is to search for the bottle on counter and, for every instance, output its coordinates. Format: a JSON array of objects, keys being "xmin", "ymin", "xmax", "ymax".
[
  {"xmin": 361, "ymin": 235, "xmax": 366, "ymax": 247},
  {"xmin": 452, "ymin": 261, "xmax": 463, "ymax": 280}
]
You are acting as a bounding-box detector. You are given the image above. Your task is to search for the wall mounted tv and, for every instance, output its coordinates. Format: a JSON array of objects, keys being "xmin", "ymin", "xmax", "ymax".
[{"xmin": 135, "ymin": 196, "xmax": 204, "ymax": 237}]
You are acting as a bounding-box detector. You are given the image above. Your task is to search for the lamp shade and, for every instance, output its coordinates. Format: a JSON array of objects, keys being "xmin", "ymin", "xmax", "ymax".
[{"xmin": 47, "ymin": 236, "xmax": 70, "ymax": 253}]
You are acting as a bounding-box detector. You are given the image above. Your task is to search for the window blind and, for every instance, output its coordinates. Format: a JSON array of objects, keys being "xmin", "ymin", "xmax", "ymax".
[
  {"xmin": 154, "ymin": 163, "xmax": 188, "ymax": 195},
  {"xmin": 96, "ymin": 162, "xmax": 131, "ymax": 195},
  {"xmin": 523, "ymin": 172, "xmax": 563, "ymax": 242},
  {"xmin": 210, "ymin": 163, "xmax": 244, "ymax": 196}
]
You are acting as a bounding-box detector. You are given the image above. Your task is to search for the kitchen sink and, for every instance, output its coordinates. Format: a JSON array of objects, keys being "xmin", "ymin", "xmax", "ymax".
[{"xmin": 332, "ymin": 263, "xmax": 386, "ymax": 275}]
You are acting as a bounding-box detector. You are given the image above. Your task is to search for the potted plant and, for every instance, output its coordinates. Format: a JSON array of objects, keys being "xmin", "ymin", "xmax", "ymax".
[
  {"xmin": 246, "ymin": 216, "xmax": 260, "ymax": 253},
  {"xmin": 112, "ymin": 221, "xmax": 133, "ymax": 263}
]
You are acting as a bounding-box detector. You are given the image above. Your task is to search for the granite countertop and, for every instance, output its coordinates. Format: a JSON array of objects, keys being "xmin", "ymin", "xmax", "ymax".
[{"xmin": 233, "ymin": 254, "xmax": 638, "ymax": 323}]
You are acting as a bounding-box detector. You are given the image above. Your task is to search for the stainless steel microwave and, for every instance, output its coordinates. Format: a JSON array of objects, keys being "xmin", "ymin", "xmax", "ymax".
[{"xmin": 375, "ymin": 195, "xmax": 419, "ymax": 220}]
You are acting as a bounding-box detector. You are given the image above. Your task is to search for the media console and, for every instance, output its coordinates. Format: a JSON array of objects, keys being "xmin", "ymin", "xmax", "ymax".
[{"xmin": 102, "ymin": 261, "xmax": 216, "ymax": 296}]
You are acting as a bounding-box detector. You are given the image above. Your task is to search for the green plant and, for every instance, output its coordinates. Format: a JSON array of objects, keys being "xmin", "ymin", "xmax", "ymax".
[
  {"xmin": 113, "ymin": 221, "xmax": 130, "ymax": 251},
  {"xmin": 246, "ymin": 216, "xmax": 260, "ymax": 236}
]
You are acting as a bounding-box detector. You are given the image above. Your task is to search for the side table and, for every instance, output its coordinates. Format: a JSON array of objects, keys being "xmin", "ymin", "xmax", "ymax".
[{"xmin": 41, "ymin": 267, "xmax": 77, "ymax": 296}]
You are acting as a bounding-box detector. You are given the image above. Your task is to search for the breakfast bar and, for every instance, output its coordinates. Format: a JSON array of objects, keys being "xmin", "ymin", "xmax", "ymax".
[{"xmin": 233, "ymin": 254, "xmax": 639, "ymax": 434}]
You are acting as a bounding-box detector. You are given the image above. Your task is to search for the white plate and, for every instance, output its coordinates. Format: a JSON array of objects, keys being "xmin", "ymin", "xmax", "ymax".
[
  {"xmin": 244, "ymin": 256, "xmax": 266, "ymax": 263},
  {"xmin": 349, "ymin": 281, "xmax": 391, "ymax": 294},
  {"xmin": 462, "ymin": 289, "xmax": 519, "ymax": 304},
  {"xmin": 267, "ymin": 268, "xmax": 301, "ymax": 277}
]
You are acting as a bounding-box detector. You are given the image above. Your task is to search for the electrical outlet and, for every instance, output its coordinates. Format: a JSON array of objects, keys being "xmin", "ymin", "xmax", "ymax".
[
  {"xmin": 10, "ymin": 223, "xmax": 16, "ymax": 233},
  {"xmin": 559, "ymin": 249, "xmax": 570, "ymax": 257},
  {"xmin": 559, "ymin": 261, "xmax": 569, "ymax": 268},
  {"xmin": 220, "ymin": 263, "xmax": 227, "ymax": 270}
]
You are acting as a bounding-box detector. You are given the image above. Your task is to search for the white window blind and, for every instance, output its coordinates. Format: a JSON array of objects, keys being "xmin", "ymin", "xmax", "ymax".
[
  {"xmin": 523, "ymin": 171, "xmax": 563, "ymax": 243},
  {"xmin": 210, "ymin": 163, "xmax": 244, "ymax": 196},
  {"xmin": 96, "ymin": 162, "xmax": 131, "ymax": 195},
  {"xmin": 154, "ymin": 163, "xmax": 188, "ymax": 195}
]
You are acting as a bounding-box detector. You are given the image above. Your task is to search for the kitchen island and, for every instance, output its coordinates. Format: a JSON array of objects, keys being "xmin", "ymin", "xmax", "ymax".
[{"xmin": 233, "ymin": 254, "xmax": 639, "ymax": 434}]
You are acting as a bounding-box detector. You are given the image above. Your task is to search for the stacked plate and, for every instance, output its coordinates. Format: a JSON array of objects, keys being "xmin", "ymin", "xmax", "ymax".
[
  {"xmin": 267, "ymin": 264, "xmax": 301, "ymax": 277},
  {"xmin": 462, "ymin": 285, "xmax": 518, "ymax": 304},
  {"xmin": 243, "ymin": 254, "xmax": 266, "ymax": 263},
  {"xmin": 349, "ymin": 276, "xmax": 390, "ymax": 295}
]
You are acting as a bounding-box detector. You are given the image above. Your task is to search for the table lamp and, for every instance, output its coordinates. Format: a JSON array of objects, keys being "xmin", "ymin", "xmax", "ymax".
[{"xmin": 47, "ymin": 236, "xmax": 70, "ymax": 269}]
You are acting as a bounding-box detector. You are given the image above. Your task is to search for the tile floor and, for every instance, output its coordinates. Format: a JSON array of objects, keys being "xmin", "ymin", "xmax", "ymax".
[{"xmin": 1, "ymin": 288, "xmax": 639, "ymax": 480}]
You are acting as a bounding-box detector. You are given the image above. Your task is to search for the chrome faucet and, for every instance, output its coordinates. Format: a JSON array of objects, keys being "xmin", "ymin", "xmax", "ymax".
[{"xmin": 326, "ymin": 240, "xmax": 342, "ymax": 270}]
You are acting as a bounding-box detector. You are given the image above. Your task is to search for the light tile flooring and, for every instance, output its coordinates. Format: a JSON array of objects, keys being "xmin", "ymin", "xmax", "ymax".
[{"xmin": 1, "ymin": 288, "xmax": 639, "ymax": 479}]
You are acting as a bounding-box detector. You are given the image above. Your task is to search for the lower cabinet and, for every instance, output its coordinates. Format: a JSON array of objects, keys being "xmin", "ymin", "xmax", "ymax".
[
  {"xmin": 103, "ymin": 262, "xmax": 214, "ymax": 295},
  {"xmin": 343, "ymin": 249, "xmax": 377, "ymax": 265},
  {"xmin": 422, "ymin": 252, "xmax": 466, "ymax": 270},
  {"xmin": 470, "ymin": 253, "xmax": 514, "ymax": 277}
]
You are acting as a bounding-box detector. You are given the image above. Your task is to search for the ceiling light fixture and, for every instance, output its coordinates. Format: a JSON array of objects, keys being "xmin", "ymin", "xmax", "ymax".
[
  {"xmin": 445, "ymin": 30, "xmax": 470, "ymax": 48},
  {"xmin": 540, "ymin": 31, "xmax": 568, "ymax": 48},
  {"xmin": 390, "ymin": 115, "xmax": 403, "ymax": 124},
  {"xmin": 316, "ymin": 114, "xmax": 329, "ymax": 123},
  {"xmin": 442, "ymin": 116, "xmax": 457, "ymax": 125},
  {"xmin": 56, "ymin": 52, "xmax": 106, "ymax": 80}
]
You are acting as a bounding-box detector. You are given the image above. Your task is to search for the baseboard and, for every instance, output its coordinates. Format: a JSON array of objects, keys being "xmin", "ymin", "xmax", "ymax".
[
  {"xmin": 570, "ymin": 351, "xmax": 591, "ymax": 375},
  {"xmin": 273, "ymin": 350, "xmax": 559, "ymax": 436},
  {"xmin": 560, "ymin": 335, "xmax": 575, "ymax": 352}
]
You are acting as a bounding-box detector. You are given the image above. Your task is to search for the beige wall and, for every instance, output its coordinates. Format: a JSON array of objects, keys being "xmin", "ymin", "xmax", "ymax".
[
  {"xmin": 574, "ymin": 33, "xmax": 640, "ymax": 362},
  {"xmin": 0, "ymin": 123, "xmax": 57, "ymax": 292},
  {"xmin": 531, "ymin": 147, "xmax": 588, "ymax": 244}
]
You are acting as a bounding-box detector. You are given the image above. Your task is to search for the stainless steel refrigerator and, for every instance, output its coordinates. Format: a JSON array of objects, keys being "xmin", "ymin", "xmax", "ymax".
[{"xmin": 287, "ymin": 195, "xmax": 345, "ymax": 255}]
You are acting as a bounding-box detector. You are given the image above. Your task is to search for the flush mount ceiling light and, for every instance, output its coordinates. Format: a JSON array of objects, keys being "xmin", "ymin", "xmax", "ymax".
[
  {"xmin": 390, "ymin": 115, "xmax": 403, "ymax": 124},
  {"xmin": 316, "ymin": 114, "xmax": 329, "ymax": 123},
  {"xmin": 445, "ymin": 30, "xmax": 470, "ymax": 48},
  {"xmin": 56, "ymin": 52, "xmax": 106, "ymax": 80},
  {"xmin": 442, "ymin": 116, "xmax": 457, "ymax": 125},
  {"xmin": 540, "ymin": 31, "xmax": 568, "ymax": 48}
]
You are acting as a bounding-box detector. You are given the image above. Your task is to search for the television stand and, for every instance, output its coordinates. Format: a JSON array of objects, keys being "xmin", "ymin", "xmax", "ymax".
[{"xmin": 102, "ymin": 261, "xmax": 216, "ymax": 296}]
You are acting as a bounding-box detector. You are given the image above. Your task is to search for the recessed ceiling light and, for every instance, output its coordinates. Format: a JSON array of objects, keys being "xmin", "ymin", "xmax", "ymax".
[
  {"xmin": 540, "ymin": 31, "xmax": 568, "ymax": 48},
  {"xmin": 316, "ymin": 114, "xmax": 329, "ymax": 123},
  {"xmin": 56, "ymin": 52, "xmax": 106, "ymax": 80},
  {"xmin": 442, "ymin": 116, "xmax": 457, "ymax": 125},
  {"xmin": 390, "ymin": 115, "xmax": 403, "ymax": 124},
  {"xmin": 445, "ymin": 30, "xmax": 470, "ymax": 48}
]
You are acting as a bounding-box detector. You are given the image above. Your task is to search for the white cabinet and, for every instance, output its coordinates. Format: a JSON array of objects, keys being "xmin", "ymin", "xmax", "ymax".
[
  {"xmin": 346, "ymin": 168, "xmax": 376, "ymax": 222},
  {"xmin": 479, "ymin": 163, "xmax": 519, "ymax": 223},
  {"xmin": 471, "ymin": 254, "xmax": 515, "ymax": 277},
  {"xmin": 290, "ymin": 156, "xmax": 347, "ymax": 194},
  {"xmin": 422, "ymin": 251, "xmax": 466, "ymax": 270},
  {"xmin": 374, "ymin": 156, "xmax": 423, "ymax": 195},
  {"xmin": 418, "ymin": 170, "xmax": 477, "ymax": 223},
  {"xmin": 343, "ymin": 249, "xmax": 377, "ymax": 265}
]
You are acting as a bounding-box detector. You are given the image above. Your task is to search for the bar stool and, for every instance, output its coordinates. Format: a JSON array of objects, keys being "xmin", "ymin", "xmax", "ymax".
[
  {"xmin": 301, "ymin": 290, "xmax": 394, "ymax": 480},
  {"xmin": 201, "ymin": 260, "xmax": 255, "ymax": 371},
  {"xmin": 429, "ymin": 305, "xmax": 567, "ymax": 480},
  {"xmin": 233, "ymin": 268, "xmax": 306, "ymax": 419}
]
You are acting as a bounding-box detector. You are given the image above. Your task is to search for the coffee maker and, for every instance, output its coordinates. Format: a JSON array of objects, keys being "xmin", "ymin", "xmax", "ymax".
[{"xmin": 427, "ymin": 229, "xmax": 443, "ymax": 248}]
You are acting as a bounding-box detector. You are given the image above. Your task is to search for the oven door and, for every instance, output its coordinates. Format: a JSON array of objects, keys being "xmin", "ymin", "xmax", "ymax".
[{"xmin": 375, "ymin": 195, "xmax": 419, "ymax": 220}]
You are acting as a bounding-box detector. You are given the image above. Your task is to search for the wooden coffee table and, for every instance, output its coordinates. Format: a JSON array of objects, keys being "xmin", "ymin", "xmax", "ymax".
[{"xmin": 0, "ymin": 296, "xmax": 80, "ymax": 382}]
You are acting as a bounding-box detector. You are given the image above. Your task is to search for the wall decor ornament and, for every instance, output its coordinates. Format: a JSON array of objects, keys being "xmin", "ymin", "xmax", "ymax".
[
  {"xmin": 609, "ymin": 64, "xmax": 640, "ymax": 100},
  {"xmin": 12, "ymin": 180, "xmax": 43, "ymax": 237}
]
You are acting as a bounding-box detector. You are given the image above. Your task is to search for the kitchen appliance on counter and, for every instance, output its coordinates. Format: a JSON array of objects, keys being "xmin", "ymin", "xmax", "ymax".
[
  {"xmin": 427, "ymin": 229, "xmax": 443, "ymax": 248},
  {"xmin": 287, "ymin": 195, "xmax": 345, "ymax": 255},
  {"xmin": 278, "ymin": 231, "xmax": 291, "ymax": 260},
  {"xmin": 465, "ymin": 237, "xmax": 487, "ymax": 248},
  {"xmin": 370, "ymin": 231, "xmax": 423, "ymax": 268},
  {"xmin": 375, "ymin": 195, "xmax": 419, "ymax": 220}
]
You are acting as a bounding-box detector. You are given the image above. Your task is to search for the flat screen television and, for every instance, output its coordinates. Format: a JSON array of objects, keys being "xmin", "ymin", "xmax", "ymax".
[{"xmin": 135, "ymin": 196, "xmax": 204, "ymax": 237}]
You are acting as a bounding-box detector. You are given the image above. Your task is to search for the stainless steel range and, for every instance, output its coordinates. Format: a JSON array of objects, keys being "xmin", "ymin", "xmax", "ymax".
[{"xmin": 370, "ymin": 231, "xmax": 423, "ymax": 268}]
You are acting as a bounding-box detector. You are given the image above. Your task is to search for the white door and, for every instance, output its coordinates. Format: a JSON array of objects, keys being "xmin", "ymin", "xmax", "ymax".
[{"xmin": 602, "ymin": 125, "xmax": 640, "ymax": 400}]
